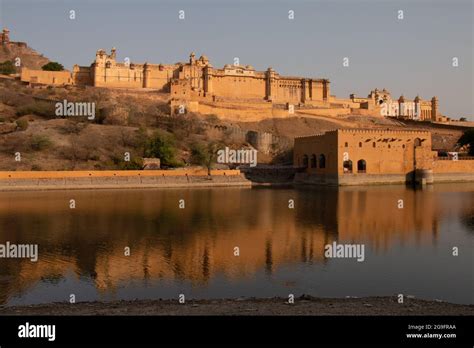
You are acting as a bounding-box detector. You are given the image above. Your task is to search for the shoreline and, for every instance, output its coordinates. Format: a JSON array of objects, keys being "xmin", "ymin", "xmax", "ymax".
[
  {"xmin": 0, "ymin": 170, "xmax": 253, "ymax": 191},
  {"xmin": 0, "ymin": 181, "xmax": 252, "ymax": 192},
  {"xmin": 1, "ymin": 296, "xmax": 472, "ymax": 316}
]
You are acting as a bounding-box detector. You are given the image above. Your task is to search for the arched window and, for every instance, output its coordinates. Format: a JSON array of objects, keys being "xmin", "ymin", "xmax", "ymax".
[
  {"xmin": 343, "ymin": 160, "xmax": 353, "ymax": 174},
  {"xmin": 319, "ymin": 154, "xmax": 326, "ymax": 169},
  {"xmin": 303, "ymin": 155, "xmax": 309, "ymax": 168},
  {"xmin": 373, "ymin": 142, "xmax": 376, "ymax": 148},
  {"xmin": 344, "ymin": 142, "xmax": 348, "ymax": 147},
  {"xmin": 414, "ymin": 138, "xmax": 422, "ymax": 147},
  {"xmin": 359, "ymin": 142, "xmax": 362, "ymax": 147},
  {"xmin": 357, "ymin": 159, "xmax": 366, "ymax": 173},
  {"xmin": 310, "ymin": 154, "xmax": 317, "ymax": 168}
]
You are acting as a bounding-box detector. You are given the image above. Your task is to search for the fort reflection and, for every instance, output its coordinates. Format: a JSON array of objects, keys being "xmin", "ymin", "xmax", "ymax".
[{"xmin": 0, "ymin": 184, "xmax": 472, "ymax": 304}]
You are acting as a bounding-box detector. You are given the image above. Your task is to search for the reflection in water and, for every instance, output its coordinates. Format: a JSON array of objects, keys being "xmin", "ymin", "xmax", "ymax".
[{"xmin": 0, "ymin": 184, "xmax": 472, "ymax": 305}]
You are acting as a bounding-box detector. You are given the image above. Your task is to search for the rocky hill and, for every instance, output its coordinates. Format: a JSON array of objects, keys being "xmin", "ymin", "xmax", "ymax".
[{"xmin": 0, "ymin": 39, "xmax": 50, "ymax": 71}]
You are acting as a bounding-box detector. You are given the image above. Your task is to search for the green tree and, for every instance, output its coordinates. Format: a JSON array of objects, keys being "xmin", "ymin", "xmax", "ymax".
[
  {"xmin": 41, "ymin": 62, "xmax": 64, "ymax": 71},
  {"xmin": 190, "ymin": 141, "xmax": 219, "ymax": 175},
  {"xmin": 144, "ymin": 130, "xmax": 181, "ymax": 167},
  {"xmin": 458, "ymin": 129, "xmax": 474, "ymax": 156},
  {"xmin": 0, "ymin": 60, "xmax": 16, "ymax": 74}
]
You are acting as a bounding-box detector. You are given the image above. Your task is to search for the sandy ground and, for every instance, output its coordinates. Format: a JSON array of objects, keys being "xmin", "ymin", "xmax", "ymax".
[{"xmin": 0, "ymin": 296, "xmax": 472, "ymax": 316}]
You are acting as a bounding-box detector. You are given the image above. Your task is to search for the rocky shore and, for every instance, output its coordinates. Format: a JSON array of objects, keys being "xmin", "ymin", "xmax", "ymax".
[{"xmin": 1, "ymin": 296, "xmax": 472, "ymax": 316}]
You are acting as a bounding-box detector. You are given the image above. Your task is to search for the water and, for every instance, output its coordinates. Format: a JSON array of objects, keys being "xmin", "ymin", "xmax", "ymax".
[{"xmin": 0, "ymin": 184, "xmax": 472, "ymax": 306}]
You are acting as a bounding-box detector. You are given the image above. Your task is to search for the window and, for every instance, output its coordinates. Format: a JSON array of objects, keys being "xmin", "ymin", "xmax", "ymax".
[
  {"xmin": 303, "ymin": 155, "xmax": 309, "ymax": 168},
  {"xmin": 319, "ymin": 154, "xmax": 326, "ymax": 169},
  {"xmin": 343, "ymin": 160, "xmax": 353, "ymax": 174},
  {"xmin": 414, "ymin": 138, "xmax": 422, "ymax": 147},
  {"xmin": 359, "ymin": 142, "xmax": 362, "ymax": 147},
  {"xmin": 357, "ymin": 159, "xmax": 366, "ymax": 173},
  {"xmin": 373, "ymin": 142, "xmax": 376, "ymax": 148},
  {"xmin": 344, "ymin": 142, "xmax": 348, "ymax": 147},
  {"xmin": 310, "ymin": 154, "xmax": 317, "ymax": 168}
]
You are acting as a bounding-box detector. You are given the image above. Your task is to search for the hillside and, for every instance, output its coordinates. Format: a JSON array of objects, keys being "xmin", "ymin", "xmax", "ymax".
[
  {"xmin": 0, "ymin": 41, "xmax": 50, "ymax": 71},
  {"xmin": 0, "ymin": 78, "xmax": 467, "ymax": 171}
]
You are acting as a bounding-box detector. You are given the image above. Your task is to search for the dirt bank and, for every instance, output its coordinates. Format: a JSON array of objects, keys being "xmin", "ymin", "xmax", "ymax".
[{"xmin": 1, "ymin": 296, "xmax": 472, "ymax": 316}]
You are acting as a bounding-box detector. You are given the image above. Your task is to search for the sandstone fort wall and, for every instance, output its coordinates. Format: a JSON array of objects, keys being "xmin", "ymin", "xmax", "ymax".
[{"xmin": 20, "ymin": 67, "xmax": 72, "ymax": 85}]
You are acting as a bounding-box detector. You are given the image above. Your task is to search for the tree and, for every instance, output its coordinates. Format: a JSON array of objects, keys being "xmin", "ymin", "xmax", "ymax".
[
  {"xmin": 144, "ymin": 130, "xmax": 181, "ymax": 167},
  {"xmin": 190, "ymin": 141, "xmax": 219, "ymax": 176},
  {"xmin": 0, "ymin": 60, "xmax": 16, "ymax": 74},
  {"xmin": 458, "ymin": 129, "xmax": 474, "ymax": 155},
  {"xmin": 41, "ymin": 62, "xmax": 64, "ymax": 71}
]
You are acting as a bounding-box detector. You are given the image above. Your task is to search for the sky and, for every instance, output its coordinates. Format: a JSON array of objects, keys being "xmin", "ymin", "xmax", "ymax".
[{"xmin": 1, "ymin": 0, "xmax": 472, "ymax": 119}]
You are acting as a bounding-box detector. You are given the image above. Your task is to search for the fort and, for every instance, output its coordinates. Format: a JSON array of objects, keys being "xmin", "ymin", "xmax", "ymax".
[
  {"xmin": 1, "ymin": 23, "xmax": 441, "ymax": 123},
  {"xmin": 17, "ymin": 46, "xmax": 441, "ymax": 121}
]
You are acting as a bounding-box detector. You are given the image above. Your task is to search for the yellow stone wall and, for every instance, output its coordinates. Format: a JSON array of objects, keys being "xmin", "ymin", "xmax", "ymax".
[{"xmin": 20, "ymin": 67, "xmax": 73, "ymax": 85}]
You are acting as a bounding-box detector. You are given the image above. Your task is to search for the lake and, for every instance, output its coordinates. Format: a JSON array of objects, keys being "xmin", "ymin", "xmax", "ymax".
[{"xmin": 0, "ymin": 184, "xmax": 472, "ymax": 306}]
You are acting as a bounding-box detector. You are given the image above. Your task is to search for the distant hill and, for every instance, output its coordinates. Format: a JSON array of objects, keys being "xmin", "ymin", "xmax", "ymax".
[{"xmin": 0, "ymin": 33, "xmax": 50, "ymax": 71}]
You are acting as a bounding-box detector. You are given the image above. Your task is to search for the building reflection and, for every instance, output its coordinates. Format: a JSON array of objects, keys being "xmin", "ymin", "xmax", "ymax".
[{"xmin": 0, "ymin": 184, "xmax": 472, "ymax": 304}]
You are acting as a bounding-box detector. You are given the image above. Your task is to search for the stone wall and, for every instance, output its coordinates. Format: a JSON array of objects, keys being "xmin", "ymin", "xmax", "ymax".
[
  {"xmin": 20, "ymin": 67, "xmax": 73, "ymax": 86},
  {"xmin": 432, "ymin": 159, "xmax": 474, "ymax": 173},
  {"xmin": 0, "ymin": 169, "xmax": 251, "ymax": 191}
]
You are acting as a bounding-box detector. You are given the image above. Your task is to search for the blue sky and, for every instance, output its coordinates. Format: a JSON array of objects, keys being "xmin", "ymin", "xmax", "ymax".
[{"xmin": 1, "ymin": 0, "xmax": 472, "ymax": 119}]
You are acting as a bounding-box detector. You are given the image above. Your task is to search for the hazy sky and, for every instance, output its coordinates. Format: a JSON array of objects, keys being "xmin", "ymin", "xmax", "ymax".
[{"xmin": 1, "ymin": 0, "xmax": 472, "ymax": 119}]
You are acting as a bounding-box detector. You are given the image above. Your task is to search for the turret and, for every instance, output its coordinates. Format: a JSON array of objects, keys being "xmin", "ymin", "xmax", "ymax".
[
  {"xmin": 265, "ymin": 67, "xmax": 276, "ymax": 101},
  {"xmin": 398, "ymin": 95, "xmax": 405, "ymax": 116},
  {"xmin": 198, "ymin": 55, "xmax": 209, "ymax": 65},
  {"xmin": 1, "ymin": 28, "xmax": 10, "ymax": 45},
  {"xmin": 143, "ymin": 62, "xmax": 151, "ymax": 88},
  {"xmin": 414, "ymin": 95, "xmax": 420, "ymax": 119},
  {"xmin": 431, "ymin": 96, "xmax": 438, "ymax": 121}
]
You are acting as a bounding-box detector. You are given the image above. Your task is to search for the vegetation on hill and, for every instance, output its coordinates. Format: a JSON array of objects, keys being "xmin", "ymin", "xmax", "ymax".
[
  {"xmin": 0, "ymin": 60, "xmax": 16, "ymax": 74},
  {"xmin": 190, "ymin": 141, "xmax": 221, "ymax": 175},
  {"xmin": 143, "ymin": 130, "xmax": 182, "ymax": 168},
  {"xmin": 41, "ymin": 62, "xmax": 64, "ymax": 71}
]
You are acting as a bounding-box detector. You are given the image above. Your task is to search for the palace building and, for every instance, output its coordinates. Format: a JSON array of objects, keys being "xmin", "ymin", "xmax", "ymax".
[
  {"xmin": 294, "ymin": 129, "xmax": 474, "ymax": 185},
  {"xmin": 20, "ymin": 46, "xmax": 440, "ymax": 121},
  {"xmin": 3, "ymin": 22, "xmax": 442, "ymax": 123},
  {"xmin": 71, "ymin": 49, "xmax": 331, "ymax": 105},
  {"xmin": 349, "ymin": 88, "xmax": 443, "ymax": 122}
]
